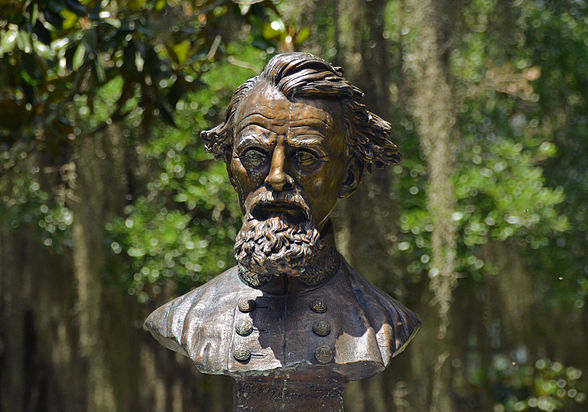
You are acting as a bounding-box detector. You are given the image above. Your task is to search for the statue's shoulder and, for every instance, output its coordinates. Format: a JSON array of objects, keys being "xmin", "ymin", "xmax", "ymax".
[
  {"xmin": 342, "ymin": 261, "xmax": 420, "ymax": 365},
  {"xmin": 143, "ymin": 266, "xmax": 245, "ymax": 365}
]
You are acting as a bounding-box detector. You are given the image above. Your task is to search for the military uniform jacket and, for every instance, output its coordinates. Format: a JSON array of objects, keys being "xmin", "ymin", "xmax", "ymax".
[{"xmin": 144, "ymin": 257, "xmax": 420, "ymax": 381}]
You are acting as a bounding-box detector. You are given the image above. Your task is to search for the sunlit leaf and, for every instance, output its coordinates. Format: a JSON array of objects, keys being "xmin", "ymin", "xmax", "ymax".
[
  {"xmin": 128, "ymin": 0, "xmax": 148, "ymax": 11},
  {"xmin": 154, "ymin": 0, "xmax": 166, "ymax": 12},
  {"xmin": 173, "ymin": 39, "xmax": 191, "ymax": 65},
  {"xmin": 72, "ymin": 42, "xmax": 86, "ymax": 71},
  {"xmin": 17, "ymin": 30, "xmax": 32, "ymax": 52},
  {"xmin": 296, "ymin": 27, "xmax": 310, "ymax": 44},
  {"xmin": 262, "ymin": 22, "xmax": 281, "ymax": 40},
  {"xmin": 31, "ymin": 3, "xmax": 39, "ymax": 25},
  {"xmin": 0, "ymin": 29, "xmax": 18, "ymax": 55},
  {"xmin": 61, "ymin": 9, "xmax": 79, "ymax": 30},
  {"xmin": 135, "ymin": 50, "xmax": 144, "ymax": 72}
]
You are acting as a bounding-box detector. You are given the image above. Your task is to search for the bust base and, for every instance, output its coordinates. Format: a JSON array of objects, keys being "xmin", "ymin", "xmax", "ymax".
[{"xmin": 233, "ymin": 377, "xmax": 345, "ymax": 411}]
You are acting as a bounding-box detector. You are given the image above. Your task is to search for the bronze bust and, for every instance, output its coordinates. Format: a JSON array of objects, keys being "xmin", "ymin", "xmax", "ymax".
[{"xmin": 145, "ymin": 53, "xmax": 419, "ymax": 396}]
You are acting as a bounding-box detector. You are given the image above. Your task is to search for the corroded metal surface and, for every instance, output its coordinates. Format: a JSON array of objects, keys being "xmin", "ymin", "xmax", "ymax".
[
  {"xmin": 233, "ymin": 378, "xmax": 345, "ymax": 412},
  {"xmin": 145, "ymin": 52, "xmax": 420, "ymax": 410}
]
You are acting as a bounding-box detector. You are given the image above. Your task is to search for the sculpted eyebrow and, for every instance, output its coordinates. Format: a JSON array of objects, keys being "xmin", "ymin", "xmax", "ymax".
[
  {"xmin": 286, "ymin": 136, "xmax": 328, "ymax": 157},
  {"xmin": 234, "ymin": 134, "xmax": 272, "ymax": 154},
  {"xmin": 288, "ymin": 120, "xmax": 328, "ymax": 134},
  {"xmin": 235, "ymin": 112, "xmax": 275, "ymax": 135}
]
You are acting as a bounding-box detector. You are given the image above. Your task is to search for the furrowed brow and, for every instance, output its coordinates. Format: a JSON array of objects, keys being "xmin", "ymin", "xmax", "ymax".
[
  {"xmin": 235, "ymin": 112, "xmax": 275, "ymax": 136},
  {"xmin": 288, "ymin": 119, "xmax": 328, "ymax": 135}
]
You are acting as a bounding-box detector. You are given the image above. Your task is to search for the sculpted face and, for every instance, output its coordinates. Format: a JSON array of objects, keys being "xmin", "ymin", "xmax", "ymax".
[
  {"xmin": 230, "ymin": 81, "xmax": 359, "ymax": 277},
  {"xmin": 229, "ymin": 82, "xmax": 350, "ymax": 231}
]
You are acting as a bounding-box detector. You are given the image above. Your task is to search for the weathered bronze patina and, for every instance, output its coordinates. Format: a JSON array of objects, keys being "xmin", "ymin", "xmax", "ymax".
[{"xmin": 145, "ymin": 52, "xmax": 420, "ymax": 411}]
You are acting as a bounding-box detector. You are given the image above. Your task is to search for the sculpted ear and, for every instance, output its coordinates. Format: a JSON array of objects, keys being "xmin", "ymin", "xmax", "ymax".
[
  {"xmin": 225, "ymin": 149, "xmax": 238, "ymax": 190},
  {"xmin": 339, "ymin": 157, "xmax": 363, "ymax": 198}
]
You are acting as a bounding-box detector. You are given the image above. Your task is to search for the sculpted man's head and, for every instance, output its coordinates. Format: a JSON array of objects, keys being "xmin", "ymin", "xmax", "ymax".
[{"xmin": 201, "ymin": 52, "xmax": 400, "ymax": 281}]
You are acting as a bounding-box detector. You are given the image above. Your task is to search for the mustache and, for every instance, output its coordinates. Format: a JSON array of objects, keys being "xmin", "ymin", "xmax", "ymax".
[{"xmin": 245, "ymin": 190, "xmax": 311, "ymax": 222}]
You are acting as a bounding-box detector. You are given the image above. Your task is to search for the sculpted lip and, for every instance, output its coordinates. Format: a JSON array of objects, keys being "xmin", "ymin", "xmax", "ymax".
[{"xmin": 251, "ymin": 201, "xmax": 309, "ymax": 223}]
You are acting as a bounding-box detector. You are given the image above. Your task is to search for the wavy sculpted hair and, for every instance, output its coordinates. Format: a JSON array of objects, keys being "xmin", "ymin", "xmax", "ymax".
[{"xmin": 201, "ymin": 52, "xmax": 400, "ymax": 172}]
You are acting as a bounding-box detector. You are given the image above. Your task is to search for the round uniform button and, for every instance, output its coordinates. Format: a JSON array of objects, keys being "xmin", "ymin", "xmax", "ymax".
[
  {"xmin": 238, "ymin": 298, "xmax": 256, "ymax": 313},
  {"xmin": 235, "ymin": 318, "xmax": 254, "ymax": 336},
  {"xmin": 310, "ymin": 299, "xmax": 327, "ymax": 313},
  {"xmin": 312, "ymin": 320, "xmax": 331, "ymax": 337},
  {"xmin": 233, "ymin": 345, "xmax": 251, "ymax": 362},
  {"xmin": 314, "ymin": 345, "xmax": 334, "ymax": 364}
]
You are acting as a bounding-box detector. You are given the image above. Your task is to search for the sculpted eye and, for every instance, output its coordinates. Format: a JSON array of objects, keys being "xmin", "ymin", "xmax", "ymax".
[
  {"xmin": 294, "ymin": 150, "xmax": 321, "ymax": 170},
  {"xmin": 240, "ymin": 149, "xmax": 267, "ymax": 169}
]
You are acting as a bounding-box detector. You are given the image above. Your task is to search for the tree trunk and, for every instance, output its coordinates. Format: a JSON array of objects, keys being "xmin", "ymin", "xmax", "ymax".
[
  {"xmin": 404, "ymin": 0, "xmax": 460, "ymax": 410},
  {"xmin": 0, "ymin": 178, "xmax": 82, "ymax": 411},
  {"xmin": 334, "ymin": 1, "xmax": 410, "ymax": 411}
]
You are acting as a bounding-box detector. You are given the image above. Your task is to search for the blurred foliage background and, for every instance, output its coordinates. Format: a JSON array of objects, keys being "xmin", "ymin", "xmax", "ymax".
[{"xmin": 0, "ymin": 0, "xmax": 586, "ymax": 411}]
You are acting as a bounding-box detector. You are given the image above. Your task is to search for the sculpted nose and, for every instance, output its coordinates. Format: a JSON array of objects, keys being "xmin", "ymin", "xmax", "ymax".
[{"xmin": 264, "ymin": 146, "xmax": 294, "ymax": 191}]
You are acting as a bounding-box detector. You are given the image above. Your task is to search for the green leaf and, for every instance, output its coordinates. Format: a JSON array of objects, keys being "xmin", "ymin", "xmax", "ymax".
[
  {"xmin": 31, "ymin": 3, "xmax": 39, "ymax": 25},
  {"xmin": 262, "ymin": 20, "xmax": 284, "ymax": 40},
  {"xmin": 94, "ymin": 55, "xmax": 106, "ymax": 83},
  {"xmin": 61, "ymin": 9, "xmax": 78, "ymax": 30},
  {"xmin": 72, "ymin": 42, "xmax": 86, "ymax": 71},
  {"xmin": 154, "ymin": 0, "xmax": 166, "ymax": 12},
  {"xmin": 135, "ymin": 50, "xmax": 144, "ymax": 72},
  {"xmin": 172, "ymin": 39, "xmax": 191, "ymax": 65},
  {"xmin": 0, "ymin": 29, "xmax": 18, "ymax": 56},
  {"xmin": 128, "ymin": 0, "xmax": 148, "ymax": 11},
  {"xmin": 296, "ymin": 27, "xmax": 310, "ymax": 44},
  {"xmin": 103, "ymin": 18, "xmax": 121, "ymax": 29},
  {"xmin": 17, "ymin": 30, "xmax": 32, "ymax": 53}
]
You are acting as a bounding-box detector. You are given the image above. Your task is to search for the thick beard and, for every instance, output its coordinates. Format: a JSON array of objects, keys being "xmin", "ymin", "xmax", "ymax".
[{"xmin": 234, "ymin": 212, "xmax": 323, "ymax": 278}]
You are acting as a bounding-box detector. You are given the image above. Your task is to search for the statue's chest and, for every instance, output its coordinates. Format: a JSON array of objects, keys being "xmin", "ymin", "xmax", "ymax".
[
  {"xmin": 227, "ymin": 293, "xmax": 330, "ymax": 372},
  {"xmin": 225, "ymin": 284, "xmax": 377, "ymax": 375}
]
